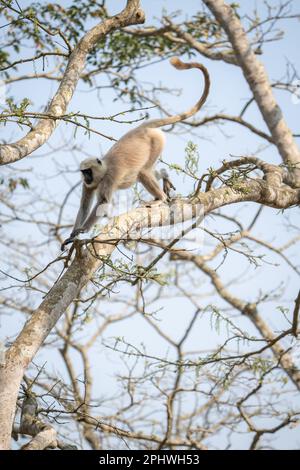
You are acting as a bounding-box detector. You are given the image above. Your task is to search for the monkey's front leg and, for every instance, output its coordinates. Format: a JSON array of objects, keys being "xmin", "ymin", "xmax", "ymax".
[
  {"xmin": 80, "ymin": 195, "xmax": 110, "ymax": 232},
  {"xmin": 79, "ymin": 207, "xmax": 100, "ymax": 233},
  {"xmin": 61, "ymin": 186, "xmax": 94, "ymax": 250},
  {"xmin": 77, "ymin": 177, "xmax": 113, "ymax": 234}
]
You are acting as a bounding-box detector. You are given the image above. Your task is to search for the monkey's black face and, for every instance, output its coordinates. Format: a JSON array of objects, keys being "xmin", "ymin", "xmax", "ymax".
[{"xmin": 81, "ymin": 168, "xmax": 93, "ymax": 185}]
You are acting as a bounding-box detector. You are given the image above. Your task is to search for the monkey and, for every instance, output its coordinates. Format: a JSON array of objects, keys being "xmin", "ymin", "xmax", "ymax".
[{"xmin": 61, "ymin": 57, "xmax": 210, "ymax": 250}]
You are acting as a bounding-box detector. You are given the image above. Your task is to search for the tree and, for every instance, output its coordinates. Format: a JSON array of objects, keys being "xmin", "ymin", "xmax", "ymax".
[{"xmin": 0, "ymin": 0, "xmax": 299, "ymax": 450}]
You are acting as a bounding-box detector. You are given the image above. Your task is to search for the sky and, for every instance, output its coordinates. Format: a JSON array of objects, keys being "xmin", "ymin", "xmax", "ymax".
[{"xmin": 1, "ymin": 0, "xmax": 300, "ymax": 449}]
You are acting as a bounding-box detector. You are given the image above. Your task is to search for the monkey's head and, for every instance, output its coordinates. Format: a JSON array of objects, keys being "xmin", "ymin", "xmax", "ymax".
[{"xmin": 80, "ymin": 158, "xmax": 107, "ymax": 189}]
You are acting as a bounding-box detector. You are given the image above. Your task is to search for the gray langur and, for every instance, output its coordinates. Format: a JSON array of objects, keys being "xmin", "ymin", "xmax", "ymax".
[{"xmin": 61, "ymin": 57, "xmax": 210, "ymax": 250}]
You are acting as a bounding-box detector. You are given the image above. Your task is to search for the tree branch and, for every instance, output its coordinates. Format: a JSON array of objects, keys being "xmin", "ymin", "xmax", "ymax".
[{"xmin": 0, "ymin": 0, "xmax": 145, "ymax": 166}]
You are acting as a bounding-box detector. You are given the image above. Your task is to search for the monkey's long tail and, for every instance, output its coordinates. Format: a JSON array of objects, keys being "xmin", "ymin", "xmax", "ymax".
[{"xmin": 139, "ymin": 57, "xmax": 210, "ymax": 129}]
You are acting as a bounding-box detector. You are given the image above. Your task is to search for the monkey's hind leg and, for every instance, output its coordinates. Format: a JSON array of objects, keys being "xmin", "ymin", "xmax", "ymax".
[{"xmin": 138, "ymin": 170, "xmax": 168, "ymax": 207}]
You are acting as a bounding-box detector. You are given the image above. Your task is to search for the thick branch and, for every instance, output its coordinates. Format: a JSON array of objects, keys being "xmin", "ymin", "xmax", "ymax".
[{"xmin": 0, "ymin": 0, "xmax": 145, "ymax": 166}]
